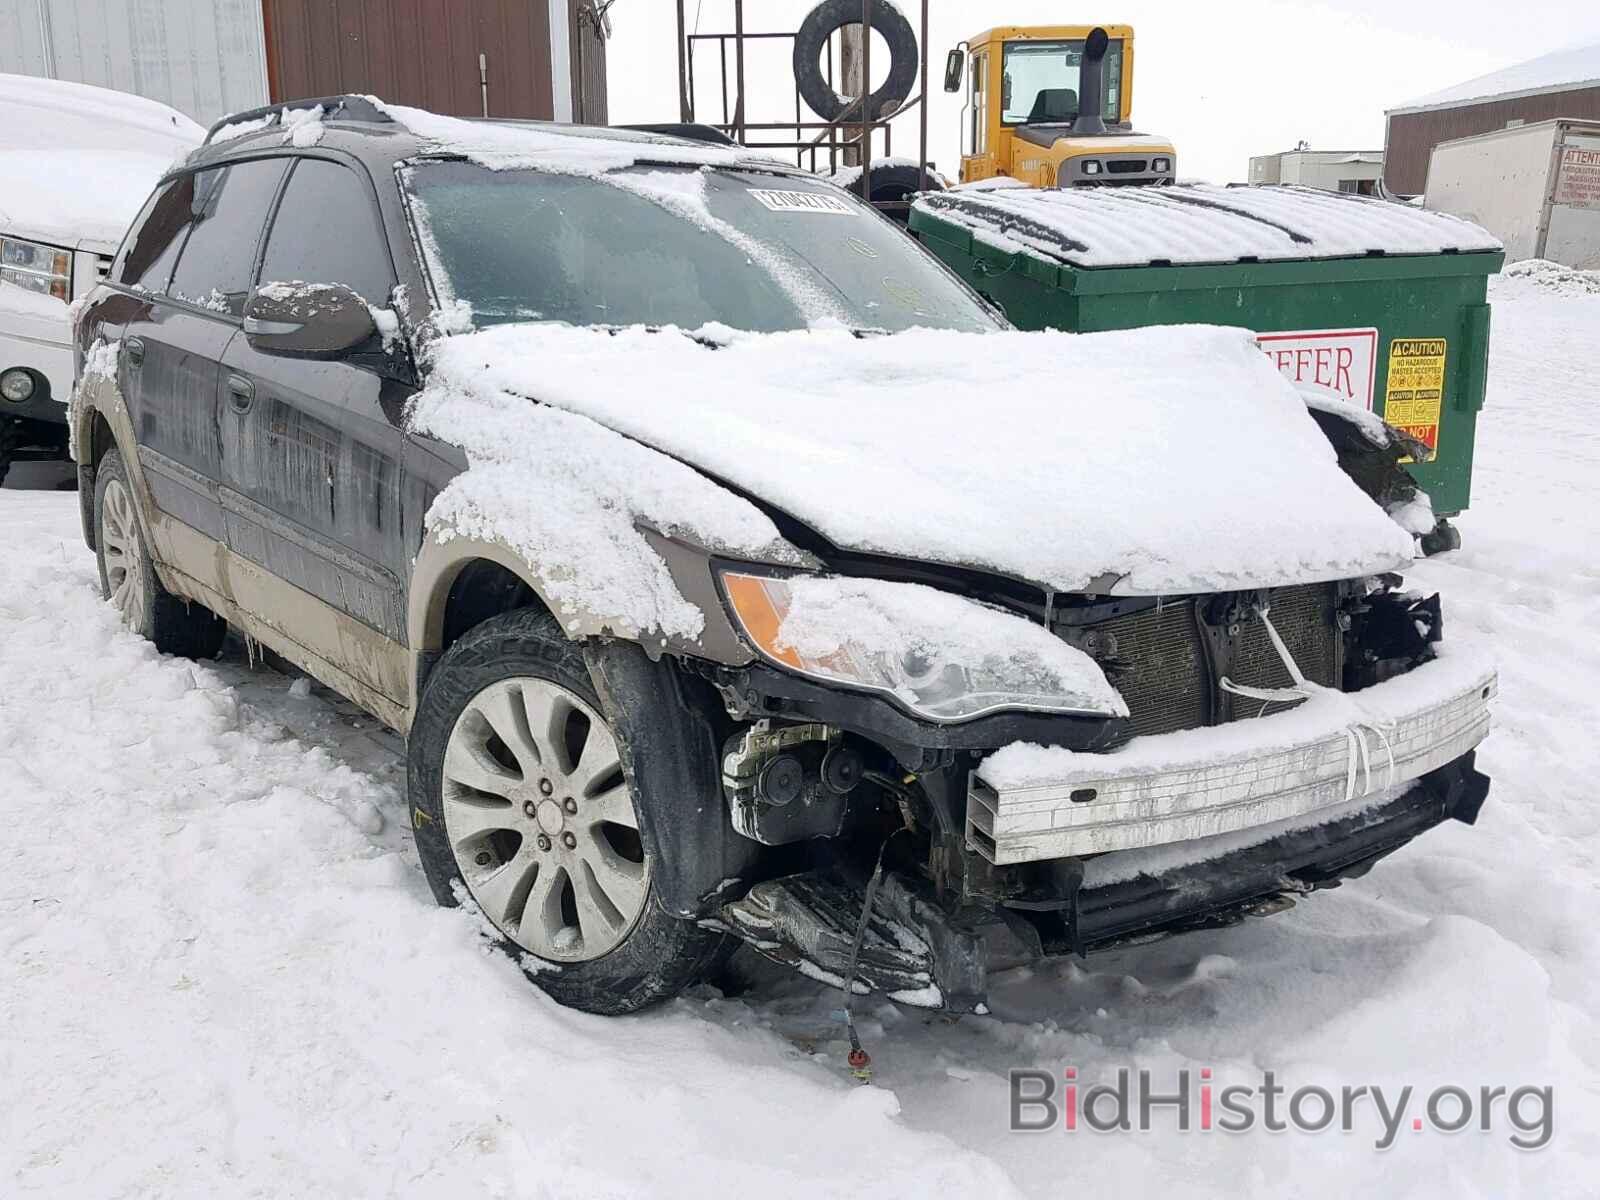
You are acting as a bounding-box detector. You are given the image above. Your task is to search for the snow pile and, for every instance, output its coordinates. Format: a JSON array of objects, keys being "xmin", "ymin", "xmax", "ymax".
[
  {"xmin": 406, "ymin": 370, "xmax": 801, "ymax": 641},
  {"xmin": 770, "ymin": 575, "xmax": 1128, "ymax": 719},
  {"xmin": 280, "ymin": 103, "xmax": 326, "ymax": 147},
  {"xmin": 375, "ymin": 99, "xmax": 781, "ymax": 174},
  {"xmin": 423, "ymin": 321, "xmax": 1416, "ymax": 596},
  {"xmin": 1393, "ymin": 41, "xmax": 1600, "ymax": 111},
  {"xmin": 0, "ymin": 493, "xmax": 1016, "ymax": 1198},
  {"xmin": 1500, "ymin": 257, "xmax": 1600, "ymax": 296},
  {"xmin": 913, "ymin": 183, "xmax": 1501, "ymax": 268}
]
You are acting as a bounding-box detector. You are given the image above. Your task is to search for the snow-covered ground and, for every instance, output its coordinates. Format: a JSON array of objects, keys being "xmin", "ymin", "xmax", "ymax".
[{"xmin": 3, "ymin": 268, "xmax": 1597, "ymax": 1196}]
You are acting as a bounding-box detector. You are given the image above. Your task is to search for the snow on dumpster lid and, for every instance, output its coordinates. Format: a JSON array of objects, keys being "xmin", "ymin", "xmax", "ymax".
[{"xmin": 912, "ymin": 183, "xmax": 1501, "ymax": 269}]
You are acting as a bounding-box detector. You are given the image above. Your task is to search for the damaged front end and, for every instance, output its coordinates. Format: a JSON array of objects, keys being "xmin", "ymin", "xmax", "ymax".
[{"xmin": 667, "ymin": 556, "xmax": 1493, "ymax": 1014}]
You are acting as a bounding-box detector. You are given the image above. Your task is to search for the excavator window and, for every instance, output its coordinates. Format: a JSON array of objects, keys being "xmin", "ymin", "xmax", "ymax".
[{"xmin": 1000, "ymin": 39, "xmax": 1123, "ymax": 126}]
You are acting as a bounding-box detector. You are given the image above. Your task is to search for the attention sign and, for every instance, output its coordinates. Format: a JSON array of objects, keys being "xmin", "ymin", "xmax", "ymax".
[
  {"xmin": 1257, "ymin": 328, "xmax": 1379, "ymax": 409},
  {"xmin": 1383, "ymin": 337, "xmax": 1448, "ymax": 453},
  {"xmin": 1554, "ymin": 146, "xmax": 1600, "ymax": 210}
]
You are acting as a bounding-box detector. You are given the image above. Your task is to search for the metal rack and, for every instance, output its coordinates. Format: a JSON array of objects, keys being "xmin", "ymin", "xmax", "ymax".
[{"xmin": 672, "ymin": 0, "xmax": 932, "ymax": 213}]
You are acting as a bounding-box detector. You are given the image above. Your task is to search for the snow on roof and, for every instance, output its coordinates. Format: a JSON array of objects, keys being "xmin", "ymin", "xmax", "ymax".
[
  {"xmin": 374, "ymin": 100, "xmax": 787, "ymax": 174},
  {"xmin": 419, "ymin": 322, "xmax": 1417, "ymax": 601},
  {"xmin": 1390, "ymin": 42, "xmax": 1600, "ymax": 113},
  {"xmin": 913, "ymin": 183, "xmax": 1500, "ymax": 269},
  {"xmin": 0, "ymin": 73, "xmax": 201, "ymax": 248}
]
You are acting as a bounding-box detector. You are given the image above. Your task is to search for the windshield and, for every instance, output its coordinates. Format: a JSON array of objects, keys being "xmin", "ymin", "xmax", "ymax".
[
  {"xmin": 1001, "ymin": 39, "xmax": 1123, "ymax": 126},
  {"xmin": 402, "ymin": 161, "xmax": 1000, "ymax": 334}
]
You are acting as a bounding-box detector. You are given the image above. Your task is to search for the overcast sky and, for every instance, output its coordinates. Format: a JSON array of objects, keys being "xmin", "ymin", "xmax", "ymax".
[{"xmin": 604, "ymin": 0, "xmax": 1600, "ymax": 184}]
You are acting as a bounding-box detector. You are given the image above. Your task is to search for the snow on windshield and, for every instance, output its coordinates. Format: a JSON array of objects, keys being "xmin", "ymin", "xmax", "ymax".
[
  {"xmin": 402, "ymin": 162, "xmax": 996, "ymax": 334},
  {"xmin": 601, "ymin": 168, "xmax": 849, "ymax": 328}
]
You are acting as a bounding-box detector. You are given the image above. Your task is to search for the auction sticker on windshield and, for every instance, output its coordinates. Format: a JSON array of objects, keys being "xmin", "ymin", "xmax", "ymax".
[
  {"xmin": 748, "ymin": 189, "xmax": 856, "ymax": 215},
  {"xmin": 1256, "ymin": 327, "xmax": 1378, "ymax": 409}
]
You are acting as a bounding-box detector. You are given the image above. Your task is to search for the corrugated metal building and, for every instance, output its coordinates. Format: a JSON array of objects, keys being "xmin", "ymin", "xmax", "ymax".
[
  {"xmin": 0, "ymin": 0, "xmax": 607, "ymax": 127},
  {"xmin": 1384, "ymin": 42, "xmax": 1600, "ymax": 195},
  {"xmin": 1247, "ymin": 148, "xmax": 1384, "ymax": 193}
]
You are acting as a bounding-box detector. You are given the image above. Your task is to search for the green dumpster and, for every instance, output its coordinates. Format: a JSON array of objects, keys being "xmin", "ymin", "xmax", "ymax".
[{"xmin": 909, "ymin": 183, "xmax": 1504, "ymax": 521}]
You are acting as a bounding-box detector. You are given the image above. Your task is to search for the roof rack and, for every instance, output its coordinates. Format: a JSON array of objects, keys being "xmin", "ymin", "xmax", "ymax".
[{"xmin": 202, "ymin": 95, "xmax": 393, "ymax": 145}]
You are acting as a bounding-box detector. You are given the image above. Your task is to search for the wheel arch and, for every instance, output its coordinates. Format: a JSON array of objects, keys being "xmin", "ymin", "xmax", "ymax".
[
  {"xmin": 409, "ymin": 537, "xmax": 597, "ymax": 717},
  {"xmin": 71, "ymin": 380, "xmax": 135, "ymax": 552}
]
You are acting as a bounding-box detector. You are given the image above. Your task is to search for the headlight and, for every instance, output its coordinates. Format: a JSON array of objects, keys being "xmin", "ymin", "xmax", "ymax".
[
  {"xmin": 1081, "ymin": 160, "xmax": 1101, "ymax": 176},
  {"xmin": 719, "ymin": 569, "xmax": 1128, "ymax": 723},
  {"xmin": 1, "ymin": 235, "xmax": 73, "ymax": 303},
  {"xmin": 1152, "ymin": 156, "xmax": 1172, "ymax": 172},
  {"xmin": 1, "ymin": 368, "xmax": 37, "ymax": 403}
]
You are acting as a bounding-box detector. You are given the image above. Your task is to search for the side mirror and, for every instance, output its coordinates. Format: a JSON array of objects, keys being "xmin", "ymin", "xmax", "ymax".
[
  {"xmin": 243, "ymin": 282, "xmax": 377, "ymax": 357},
  {"xmin": 943, "ymin": 49, "xmax": 964, "ymax": 93}
]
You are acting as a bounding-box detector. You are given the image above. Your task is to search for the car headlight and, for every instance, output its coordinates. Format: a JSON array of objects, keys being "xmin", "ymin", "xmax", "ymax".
[
  {"xmin": 1152, "ymin": 156, "xmax": 1172, "ymax": 172},
  {"xmin": 1081, "ymin": 160, "xmax": 1102, "ymax": 175},
  {"xmin": 719, "ymin": 569, "xmax": 1128, "ymax": 723},
  {"xmin": 1, "ymin": 234, "xmax": 72, "ymax": 303}
]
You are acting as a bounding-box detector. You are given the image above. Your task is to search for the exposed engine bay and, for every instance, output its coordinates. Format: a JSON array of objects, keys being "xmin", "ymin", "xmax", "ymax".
[{"xmin": 695, "ymin": 571, "xmax": 1485, "ymax": 1014}]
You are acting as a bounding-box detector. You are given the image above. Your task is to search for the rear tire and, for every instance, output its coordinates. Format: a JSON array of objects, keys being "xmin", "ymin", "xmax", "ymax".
[
  {"xmin": 0, "ymin": 423, "xmax": 18, "ymax": 489},
  {"xmin": 407, "ymin": 608, "xmax": 730, "ymax": 1015},
  {"xmin": 93, "ymin": 448, "xmax": 226, "ymax": 659}
]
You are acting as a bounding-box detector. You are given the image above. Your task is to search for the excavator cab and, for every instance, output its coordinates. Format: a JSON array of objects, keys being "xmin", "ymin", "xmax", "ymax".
[{"xmin": 946, "ymin": 24, "xmax": 1176, "ymax": 188}]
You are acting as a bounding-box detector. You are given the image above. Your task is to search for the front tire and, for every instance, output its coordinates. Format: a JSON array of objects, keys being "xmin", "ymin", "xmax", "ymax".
[
  {"xmin": 407, "ymin": 608, "xmax": 729, "ymax": 1014},
  {"xmin": 94, "ymin": 448, "xmax": 226, "ymax": 658}
]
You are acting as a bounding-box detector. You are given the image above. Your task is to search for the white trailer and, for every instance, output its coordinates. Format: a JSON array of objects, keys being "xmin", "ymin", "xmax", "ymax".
[{"xmin": 1424, "ymin": 118, "xmax": 1600, "ymax": 269}]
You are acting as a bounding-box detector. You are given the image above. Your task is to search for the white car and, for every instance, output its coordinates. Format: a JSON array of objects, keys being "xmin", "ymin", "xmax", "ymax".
[{"xmin": 0, "ymin": 73, "xmax": 199, "ymax": 484}]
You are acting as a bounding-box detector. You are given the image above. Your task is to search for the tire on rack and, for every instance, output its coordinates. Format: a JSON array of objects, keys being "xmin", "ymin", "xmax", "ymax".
[
  {"xmin": 793, "ymin": 0, "xmax": 920, "ymax": 123},
  {"xmin": 93, "ymin": 447, "xmax": 227, "ymax": 658},
  {"xmin": 406, "ymin": 607, "xmax": 732, "ymax": 1015},
  {"xmin": 842, "ymin": 161, "xmax": 944, "ymax": 222}
]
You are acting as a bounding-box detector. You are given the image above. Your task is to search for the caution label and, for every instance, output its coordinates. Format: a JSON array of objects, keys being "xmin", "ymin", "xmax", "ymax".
[{"xmin": 1383, "ymin": 337, "xmax": 1447, "ymax": 453}]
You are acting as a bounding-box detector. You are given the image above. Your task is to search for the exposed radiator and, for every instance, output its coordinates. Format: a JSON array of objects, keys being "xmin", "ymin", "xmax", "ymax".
[
  {"xmin": 1084, "ymin": 599, "xmax": 1210, "ymax": 738},
  {"xmin": 1060, "ymin": 583, "xmax": 1341, "ymax": 737}
]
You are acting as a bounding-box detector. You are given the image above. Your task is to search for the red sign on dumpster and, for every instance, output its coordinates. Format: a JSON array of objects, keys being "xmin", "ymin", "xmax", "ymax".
[{"xmin": 1256, "ymin": 327, "xmax": 1379, "ymax": 410}]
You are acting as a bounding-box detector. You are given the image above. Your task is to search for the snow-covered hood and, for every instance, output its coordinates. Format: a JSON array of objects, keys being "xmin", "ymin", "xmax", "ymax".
[
  {"xmin": 0, "ymin": 149, "xmax": 176, "ymax": 251},
  {"xmin": 0, "ymin": 74, "xmax": 201, "ymax": 251},
  {"xmin": 422, "ymin": 323, "xmax": 1417, "ymax": 596}
]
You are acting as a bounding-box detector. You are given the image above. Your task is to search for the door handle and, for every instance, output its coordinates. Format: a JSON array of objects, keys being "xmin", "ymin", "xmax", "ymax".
[
  {"xmin": 124, "ymin": 337, "xmax": 145, "ymax": 367},
  {"xmin": 226, "ymin": 373, "xmax": 255, "ymax": 413}
]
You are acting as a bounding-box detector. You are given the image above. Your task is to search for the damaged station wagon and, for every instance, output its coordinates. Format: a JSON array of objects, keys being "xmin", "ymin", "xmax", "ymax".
[{"xmin": 71, "ymin": 97, "xmax": 1495, "ymax": 1016}]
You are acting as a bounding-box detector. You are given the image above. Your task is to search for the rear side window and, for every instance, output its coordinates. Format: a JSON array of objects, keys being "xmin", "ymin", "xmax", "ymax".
[
  {"xmin": 115, "ymin": 175, "xmax": 196, "ymax": 292},
  {"xmin": 167, "ymin": 158, "xmax": 289, "ymax": 316},
  {"xmin": 258, "ymin": 158, "xmax": 396, "ymax": 305}
]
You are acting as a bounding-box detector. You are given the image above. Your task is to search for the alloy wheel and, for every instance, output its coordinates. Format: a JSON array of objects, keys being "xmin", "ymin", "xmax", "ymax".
[
  {"xmin": 100, "ymin": 476, "xmax": 147, "ymax": 628},
  {"xmin": 442, "ymin": 677, "xmax": 649, "ymax": 961}
]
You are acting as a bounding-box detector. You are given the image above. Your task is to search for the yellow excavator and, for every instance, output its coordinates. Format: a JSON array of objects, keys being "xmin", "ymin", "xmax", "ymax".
[{"xmin": 943, "ymin": 24, "xmax": 1176, "ymax": 188}]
